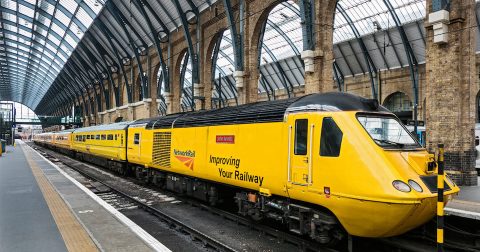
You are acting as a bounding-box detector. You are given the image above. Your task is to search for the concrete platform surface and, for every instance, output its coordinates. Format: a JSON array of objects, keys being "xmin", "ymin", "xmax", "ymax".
[
  {"xmin": 445, "ymin": 177, "xmax": 480, "ymax": 220},
  {"xmin": 0, "ymin": 141, "xmax": 169, "ymax": 252}
]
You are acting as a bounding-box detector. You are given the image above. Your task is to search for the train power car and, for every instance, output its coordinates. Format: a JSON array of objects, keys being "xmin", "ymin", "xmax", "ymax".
[{"xmin": 35, "ymin": 92, "xmax": 460, "ymax": 244}]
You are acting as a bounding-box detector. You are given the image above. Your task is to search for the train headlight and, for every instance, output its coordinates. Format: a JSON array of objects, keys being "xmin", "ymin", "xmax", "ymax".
[
  {"xmin": 408, "ymin": 180, "xmax": 423, "ymax": 192},
  {"xmin": 392, "ymin": 180, "xmax": 411, "ymax": 193}
]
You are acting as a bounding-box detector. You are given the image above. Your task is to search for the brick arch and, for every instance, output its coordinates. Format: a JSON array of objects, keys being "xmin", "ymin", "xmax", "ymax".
[
  {"xmin": 248, "ymin": 0, "xmax": 285, "ymax": 73},
  {"xmin": 171, "ymin": 48, "xmax": 189, "ymax": 112},
  {"xmin": 246, "ymin": 0, "xmax": 338, "ymax": 98},
  {"xmin": 204, "ymin": 29, "xmax": 229, "ymax": 108},
  {"xmin": 382, "ymin": 91, "xmax": 412, "ymax": 111},
  {"xmin": 382, "ymin": 89, "xmax": 413, "ymax": 105},
  {"xmin": 476, "ymin": 90, "xmax": 480, "ymax": 123}
]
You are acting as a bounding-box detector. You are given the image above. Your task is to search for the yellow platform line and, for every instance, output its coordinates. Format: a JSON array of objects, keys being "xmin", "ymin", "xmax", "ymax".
[{"xmin": 23, "ymin": 146, "xmax": 98, "ymax": 252}]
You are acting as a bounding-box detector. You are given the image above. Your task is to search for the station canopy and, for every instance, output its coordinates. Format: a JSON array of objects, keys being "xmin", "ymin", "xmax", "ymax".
[
  {"xmin": 0, "ymin": 0, "xmax": 479, "ymax": 115},
  {"xmin": 0, "ymin": 0, "xmax": 104, "ymax": 110}
]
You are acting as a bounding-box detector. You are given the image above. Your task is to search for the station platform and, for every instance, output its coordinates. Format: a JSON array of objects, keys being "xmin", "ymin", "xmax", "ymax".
[
  {"xmin": 445, "ymin": 177, "xmax": 480, "ymax": 220},
  {"xmin": 0, "ymin": 141, "xmax": 169, "ymax": 252}
]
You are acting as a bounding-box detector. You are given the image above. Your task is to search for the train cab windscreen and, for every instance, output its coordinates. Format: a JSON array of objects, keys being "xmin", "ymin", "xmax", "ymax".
[{"xmin": 357, "ymin": 115, "xmax": 421, "ymax": 149}]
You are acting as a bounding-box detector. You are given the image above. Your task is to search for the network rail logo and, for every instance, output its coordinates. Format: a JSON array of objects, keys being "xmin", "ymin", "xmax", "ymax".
[{"xmin": 174, "ymin": 149, "xmax": 195, "ymax": 170}]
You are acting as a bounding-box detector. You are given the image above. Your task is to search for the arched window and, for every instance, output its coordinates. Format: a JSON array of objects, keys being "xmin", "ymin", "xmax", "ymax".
[
  {"xmin": 383, "ymin": 92, "xmax": 412, "ymax": 112},
  {"xmin": 258, "ymin": 1, "xmax": 303, "ymax": 99}
]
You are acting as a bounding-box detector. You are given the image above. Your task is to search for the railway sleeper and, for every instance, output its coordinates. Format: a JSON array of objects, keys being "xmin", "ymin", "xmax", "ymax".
[{"xmin": 235, "ymin": 192, "xmax": 344, "ymax": 245}]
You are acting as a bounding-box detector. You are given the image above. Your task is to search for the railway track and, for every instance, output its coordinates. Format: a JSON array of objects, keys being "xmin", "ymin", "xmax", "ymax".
[{"xmin": 32, "ymin": 144, "xmax": 335, "ymax": 252}]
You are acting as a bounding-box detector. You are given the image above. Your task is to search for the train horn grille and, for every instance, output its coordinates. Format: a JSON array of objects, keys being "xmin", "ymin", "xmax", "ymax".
[{"xmin": 153, "ymin": 132, "xmax": 171, "ymax": 167}]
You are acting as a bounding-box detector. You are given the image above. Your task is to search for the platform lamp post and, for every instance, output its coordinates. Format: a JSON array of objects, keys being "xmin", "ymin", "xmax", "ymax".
[{"xmin": 437, "ymin": 143, "xmax": 445, "ymax": 252}]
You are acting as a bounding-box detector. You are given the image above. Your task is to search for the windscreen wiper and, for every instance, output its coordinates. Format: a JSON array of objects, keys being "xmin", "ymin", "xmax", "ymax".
[{"xmin": 373, "ymin": 139, "xmax": 404, "ymax": 147}]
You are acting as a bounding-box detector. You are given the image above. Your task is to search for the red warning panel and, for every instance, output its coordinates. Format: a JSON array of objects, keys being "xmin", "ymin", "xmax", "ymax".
[{"xmin": 216, "ymin": 135, "xmax": 235, "ymax": 144}]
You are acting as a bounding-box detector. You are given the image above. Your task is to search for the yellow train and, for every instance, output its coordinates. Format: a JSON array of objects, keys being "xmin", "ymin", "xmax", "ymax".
[{"xmin": 34, "ymin": 92, "xmax": 459, "ymax": 243}]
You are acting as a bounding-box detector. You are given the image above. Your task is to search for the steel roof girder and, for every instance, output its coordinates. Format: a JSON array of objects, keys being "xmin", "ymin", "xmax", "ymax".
[
  {"xmin": 133, "ymin": 0, "xmax": 170, "ymax": 98},
  {"xmin": 222, "ymin": 0, "xmax": 244, "ymax": 71},
  {"xmin": 2, "ymin": 43, "xmax": 62, "ymax": 74},
  {"xmin": 73, "ymin": 51, "xmax": 110, "ymax": 110},
  {"xmin": 299, "ymin": 0, "xmax": 315, "ymax": 51},
  {"xmin": 87, "ymin": 35, "xmax": 121, "ymax": 107},
  {"xmin": 96, "ymin": 20, "xmax": 132, "ymax": 103},
  {"xmin": 115, "ymin": 0, "xmax": 152, "ymax": 46},
  {"xmin": 138, "ymin": 0, "xmax": 169, "ymax": 32},
  {"xmin": 267, "ymin": 20, "xmax": 300, "ymax": 56},
  {"xmin": 107, "ymin": 2, "xmax": 149, "ymax": 101},
  {"xmin": 1, "ymin": 29, "xmax": 69, "ymax": 64},
  {"xmin": 333, "ymin": 61, "xmax": 344, "ymax": 92},
  {"xmin": 171, "ymin": 0, "xmax": 199, "ymax": 110},
  {"xmin": 0, "ymin": 18, "xmax": 74, "ymax": 52},
  {"xmin": 432, "ymin": 0, "xmax": 450, "ymax": 12},
  {"xmin": 210, "ymin": 32, "xmax": 238, "ymax": 104},
  {"xmin": 107, "ymin": 3, "xmax": 148, "ymax": 50},
  {"xmin": 383, "ymin": 0, "xmax": 419, "ymax": 132},
  {"xmin": 337, "ymin": 3, "xmax": 378, "ymax": 100},
  {"xmin": 0, "ymin": 6, "xmax": 80, "ymax": 46},
  {"xmin": 95, "ymin": 20, "xmax": 131, "ymax": 58}
]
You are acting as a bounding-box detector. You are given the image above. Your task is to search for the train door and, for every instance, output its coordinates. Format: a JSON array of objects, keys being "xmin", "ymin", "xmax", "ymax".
[
  {"xmin": 287, "ymin": 114, "xmax": 315, "ymax": 186},
  {"xmin": 128, "ymin": 128, "xmax": 141, "ymax": 163}
]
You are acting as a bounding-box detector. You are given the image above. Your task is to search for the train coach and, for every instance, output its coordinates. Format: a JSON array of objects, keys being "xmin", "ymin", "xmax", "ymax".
[{"xmin": 35, "ymin": 92, "xmax": 459, "ymax": 244}]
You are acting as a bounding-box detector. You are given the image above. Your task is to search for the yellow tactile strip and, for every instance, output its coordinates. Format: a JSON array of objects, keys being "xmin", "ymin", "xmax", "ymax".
[{"xmin": 22, "ymin": 146, "xmax": 99, "ymax": 252}]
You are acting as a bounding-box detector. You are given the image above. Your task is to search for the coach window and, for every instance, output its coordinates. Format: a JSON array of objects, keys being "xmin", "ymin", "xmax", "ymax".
[
  {"xmin": 134, "ymin": 133, "xmax": 140, "ymax": 145},
  {"xmin": 320, "ymin": 117, "xmax": 343, "ymax": 157},
  {"xmin": 96, "ymin": 135, "xmax": 100, "ymax": 140},
  {"xmin": 107, "ymin": 134, "xmax": 113, "ymax": 140},
  {"xmin": 115, "ymin": 135, "xmax": 118, "ymax": 141},
  {"xmin": 83, "ymin": 135, "xmax": 86, "ymax": 142},
  {"xmin": 87, "ymin": 135, "xmax": 90, "ymax": 139},
  {"xmin": 91, "ymin": 135, "xmax": 94, "ymax": 139},
  {"xmin": 294, "ymin": 119, "xmax": 308, "ymax": 155},
  {"xmin": 101, "ymin": 134, "xmax": 106, "ymax": 140}
]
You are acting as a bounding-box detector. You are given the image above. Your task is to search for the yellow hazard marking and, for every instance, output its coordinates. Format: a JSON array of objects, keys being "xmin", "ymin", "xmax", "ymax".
[
  {"xmin": 437, "ymin": 202, "xmax": 444, "ymax": 216},
  {"xmin": 437, "ymin": 228, "xmax": 444, "ymax": 243},
  {"xmin": 437, "ymin": 175, "xmax": 444, "ymax": 189},
  {"xmin": 23, "ymin": 146, "xmax": 98, "ymax": 252}
]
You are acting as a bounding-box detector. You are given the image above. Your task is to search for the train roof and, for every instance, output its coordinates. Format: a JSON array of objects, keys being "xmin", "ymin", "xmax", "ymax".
[
  {"xmin": 145, "ymin": 92, "xmax": 389, "ymax": 129},
  {"xmin": 56, "ymin": 129, "xmax": 75, "ymax": 134},
  {"xmin": 73, "ymin": 121, "xmax": 132, "ymax": 133},
  {"xmin": 287, "ymin": 92, "xmax": 389, "ymax": 113}
]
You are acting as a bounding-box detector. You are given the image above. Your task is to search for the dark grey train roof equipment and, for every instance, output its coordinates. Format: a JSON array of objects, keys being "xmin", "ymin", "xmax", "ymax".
[
  {"xmin": 145, "ymin": 92, "xmax": 389, "ymax": 129},
  {"xmin": 73, "ymin": 121, "xmax": 132, "ymax": 133}
]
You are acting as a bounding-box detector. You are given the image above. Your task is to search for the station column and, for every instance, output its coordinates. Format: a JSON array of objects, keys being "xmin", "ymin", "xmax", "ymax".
[{"xmin": 425, "ymin": 0, "xmax": 477, "ymax": 185}]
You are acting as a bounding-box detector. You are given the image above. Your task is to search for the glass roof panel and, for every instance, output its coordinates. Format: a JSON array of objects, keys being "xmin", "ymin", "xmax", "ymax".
[
  {"xmin": 19, "ymin": 5, "xmax": 35, "ymax": 18},
  {"xmin": 261, "ymin": 1, "xmax": 302, "ymax": 63},
  {"xmin": 59, "ymin": 0, "xmax": 79, "ymax": 10},
  {"xmin": 0, "ymin": 0, "xmax": 105, "ymax": 109},
  {"xmin": 40, "ymin": 1, "xmax": 55, "ymax": 16},
  {"xmin": 334, "ymin": 0, "xmax": 426, "ymax": 43},
  {"xmin": 52, "ymin": 22, "xmax": 66, "ymax": 37}
]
